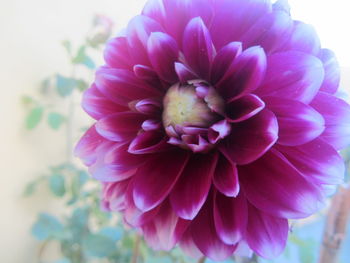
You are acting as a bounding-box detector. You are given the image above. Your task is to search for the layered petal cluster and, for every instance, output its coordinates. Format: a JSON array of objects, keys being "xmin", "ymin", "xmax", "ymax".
[{"xmin": 75, "ymin": 0, "xmax": 350, "ymax": 260}]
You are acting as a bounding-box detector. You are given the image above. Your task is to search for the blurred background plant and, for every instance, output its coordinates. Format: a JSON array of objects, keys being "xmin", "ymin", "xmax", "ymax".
[{"xmin": 21, "ymin": 14, "xmax": 350, "ymax": 263}]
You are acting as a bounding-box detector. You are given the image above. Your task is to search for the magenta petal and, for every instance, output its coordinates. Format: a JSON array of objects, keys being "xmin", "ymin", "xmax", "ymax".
[
  {"xmin": 126, "ymin": 15, "xmax": 164, "ymax": 65},
  {"xmin": 82, "ymin": 85, "xmax": 127, "ymax": 120},
  {"xmin": 277, "ymin": 139, "xmax": 345, "ymax": 185},
  {"xmin": 142, "ymin": 0, "xmax": 166, "ymax": 25},
  {"xmin": 265, "ymin": 96, "xmax": 325, "ymax": 146},
  {"xmin": 217, "ymin": 46, "xmax": 267, "ymax": 101},
  {"xmin": 142, "ymin": 222, "xmax": 161, "ymax": 250},
  {"xmin": 182, "ymin": 17, "xmax": 214, "ymax": 78},
  {"xmin": 133, "ymin": 149, "xmax": 190, "ymax": 211},
  {"xmin": 148, "ymin": 32, "xmax": 179, "ymax": 83},
  {"xmin": 170, "ymin": 151, "xmax": 218, "ymax": 220},
  {"xmin": 179, "ymin": 229, "xmax": 203, "ymax": 259},
  {"xmin": 219, "ymin": 109, "xmax": 278, "ymax": 165},
  {"xmin": 133, "ymin": 64, "xmax": 158, "ymax": 81},
  {"xmin": 213, "ymin": 154, "xmax": 239, "ymax": 197},
  {"xmin": 134, "ymin": 98, "xmax": 162, "ymax": 116},
  {"xmin": 214, "ymin": 191, "xmax": 247, "ymax": 245},
  {"xmin": 240, "ymin": 149, "xmax": 324, "ymax": 219},
  {"xmin": 128, "ymin": 130, "xmax": 170, "ymax": 154},
  {"xmin": 311, "ymin": 92, "xmax": 350, "ymax": 149},
  {"xmin": 226, "ymin": 94, "xmax": 265, "ymax": 123},
  {"xmin": 246, "ymin": 203, "xmax": 288, "ymax": 259},
  {"xmin": 208, "ymin": 120, "xmax": 231, "ymax": 144},
  {"xmin": 211, "ymin": 42, "xmax": 242, "ymax": 84},
  {"xmin": 95, "ymin": 67, "xmax": 161, "ymax": 106},
  {"xmin": 104, "ymin": 37, "xmax": 132, "ymax": 69},
  {"xmin": 95, "ymin": 112, "xmax": 146, "ymax": 142},
  {"xmin": 174, "ymin": 62, "xmax": 198, "ymax": 83},
  {"xmin": 141, "ymin": 119, "xmax": 162, "ymax": 131},
  {"xmin": 257, "ymin": 51, "xmax": 324, "ymax": 103},
  {"xmin": 319, "ymin": 49, "xmax": 340, "ymax": 94},
  {"xmin": 74, "ymin": 125, "xmax": 105, "ymax": 166},
  {"xmin": 191, "ymin": 194, "xmax": 237, "ymax": 261},
  {"xmin": 102, "ymin": 180, "xmax": 130, "ymax": 211},
  {"xmin": 283, "ymin": 21, "xmax": 321, "ymax": 55}
]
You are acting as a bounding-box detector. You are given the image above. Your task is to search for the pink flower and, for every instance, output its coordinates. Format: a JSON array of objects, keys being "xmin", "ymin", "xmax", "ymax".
[{"xmin": 75, "ymin": 0, "xmax": 350, "ymax": 260}]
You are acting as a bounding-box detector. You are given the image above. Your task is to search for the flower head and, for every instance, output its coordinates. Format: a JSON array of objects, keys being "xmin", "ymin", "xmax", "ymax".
[{"xmin": 75, "ymin": 0, "xmax": 350, "ymax": 260}]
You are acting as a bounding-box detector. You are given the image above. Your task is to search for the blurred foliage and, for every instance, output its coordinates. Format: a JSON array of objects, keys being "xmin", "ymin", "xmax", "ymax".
[{"xmin": 22, "ymin": 14, "xmax": 350, "ymax": 263}]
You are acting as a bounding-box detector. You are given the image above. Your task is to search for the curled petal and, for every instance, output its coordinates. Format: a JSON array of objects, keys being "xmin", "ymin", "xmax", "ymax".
[
  {"xmin": 246, "ymin": 203, "xmax": 289, "ymax": 259},
  {"xmin": 208, "ymin": 120, "xmax": 232, "ymax": 144},
  {"xmin": 175, "ymin": 62, "xmax": 198, "ymax": 83},
  {"xmin": 319, "ymin": 49, "xmax": 340, "ymax": 94},
  {"xmin": 141, "ymin": 119, "xmax": 162, "ymax": 131},
  {"xmin": 128, "ymin": 130, "xmax": 170, "ymax": 154},
  {"xmin": 226, "ymin": 94, "xmax": 265, "ymax": 123},
  {"xmin": 219, "ymin": 109, "xmax": 278, "ymax": 165},
  {"xmin": 265, "ymin": 96, "xmax": 325, "ymax": 146}
]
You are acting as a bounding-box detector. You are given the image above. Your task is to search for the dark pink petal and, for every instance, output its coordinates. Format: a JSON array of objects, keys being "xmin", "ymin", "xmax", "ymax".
[
  {"xmin": 191, "ymin": 194, "xmax": 237, "ymax": 261},
  {"xmin": 246, "ymin": 203, "xmax": 289, "ymax": 259},
  {"xmin": 208, "ymin": 120, "xmax": 232, "ymax": 144},
  {"xmin": 174, "ymin": 62, "xmax": 198, "ymax": 83},
  {"xmin": 213, "ymin": 154, "xmax": 239, "ymax": 197},
  {"xmin": 148, "ymin": 32, "xmax": 179, "ymax": 83},
  {"xmin": 240, "ymin": 149, "xmax": 324, "ymax": 219},
  {"xmin": 219, "ymin": 109, "xmax": 278, "ymax": 165},
  {"xmin": 214, "ymin": 191, "xmax": 247, "ymax": 245},
  {"xmin": 104, "ymin": 37, "xmax": 132, "ymax": 69},
  {"xmin": 128, "ymin": 130, "xmax": 170, "ymax": 154},
  {"xmin": 142, "ymin": 0, "xmax": 166, "ymax": 25},
  {"xmin": 283, "ymin": 21, "xmax": 321, "ymax": 55},
  {"xmin": 257, "ymin": 51, "xmax": 324, "ymax": 103},
  {"xmin": 133, "ymin": 64, "xmax": 158, "ymax": 81},
  {"xmin": 226, "ymin": 94, "xmax": 265, "ymax": 123},
  {"xmin": 179, "ymin": 229, "xmax": 203, "ymax": 259},
  {"xmin": 95, "ymin": 112, "xmax": 146, "ymax": 142},
  {"xmin": 170, "ymin": 151, "xmax": 218, "ymax": 220},
  {"xmin": 82, "ymin": 85, "xmax": 127, "ymax": 120},
  {"xmin": 133, "ymin": 149, "xmax": 190, "ymax": 211},
  {"xmin": 277, "ymin": 139, "xmax": 345, "ymax": 185},
  {"xmin": 141, "ymin": 119, "xmax": 162, "ymax": 131},
  {"xmin": 211, "ymin": 42, "xmax": 242, "ymax": 84},
  {"xmin": 210, "ymin": 0, "xmax": 272, "ymax": 49},
  {"xmin": 126, "ymin": 15, "xmax": 164, "ymax": 65},
  {"xmin": 311, "ymin": 92, "xmax": 350, "ymax": 149},
  {"xmin": 217, "ymin": 46, "xmax": 267, "ymax": 101},
  {"xmin": 265, "ymin": 96, "xmax": 325, "ymax": 146},
  {"xmin": 142, "ymin": 222, "xmax": 161, "ymax": 250},
  {"xmin": 240, "ymin": 10, "xmax": 293, "ymax": 54},
  {"xmin": 74, "ymin": 125, "xmax": 106, "ymax": 166},
  {"xmin": 133, "ymin": 98, "xmax": 162, "ymax": 116},
  {"xmin": 95, "ymin": 67, "xmax": 161, "ymax": 106},
  {"xmin": 319, "ymin": 49, "xmax": 340, "ymax": 94},
  {"xmin": 182, "ymin": 17, "xmax": 214, "ymax": 78},
  {"xmin": 102, "ymin": 180, "xmax": 130, "ymax": 211}
]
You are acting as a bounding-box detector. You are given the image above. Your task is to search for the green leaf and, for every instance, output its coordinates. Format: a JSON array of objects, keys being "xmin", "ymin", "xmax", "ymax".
[
  {"xmin": 21, "ymin": 95, "xmax": 34, "ymax": 106},
  {"xmin": 62, "ymin": 40, "xmax": 72, "ymax": 56},
  {"xmin": 72, "ymin": 46, "xmax": 96, "ymax": 69},
  {"xmin": 31, "ymin": 213, "xmax": 64, "ymax": 240},
  {"xmin": 54, "ymin": 258, "xmax": 70, "ymax": 263},
  {"xmin": 26, "ymin": 106, "xmax": 43, "ymax": 130},
  {"xmin": 56, "ymin": 74, "xmax": 77, "ymax": 97},
  {"xmin": 83, "ymin": 233, "xmax": 116, "ymax": 258},
  {"xmin": 23, "ymin": 181, "xmax": 37, "ymax": 197},
  {"xmin": 48, "ymin": 112, "xmax": 65, "ymax": 130},
  {"xmin": 76, "ymin": 79, "xmax": 89, "ymax": 92},
  {"xmin": 49, "ymin": 173, "xmax": 66, "ymax": 197},
  {"xmin": 99, "ymin": 227, "xmax": 123, "ymax": 242}
]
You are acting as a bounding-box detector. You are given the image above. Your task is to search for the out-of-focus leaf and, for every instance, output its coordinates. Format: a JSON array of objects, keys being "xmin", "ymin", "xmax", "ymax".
[
  {"xmin": 49, "ymin": 173, "xmax": 66, "ymax": 197},
  {"xmin": 21, "ymin": 95, "xmax": 34, "ymax": 106},
  {"xmin": 31, "ymin": 213, "xmax": 64, "ymax": 240},
  {"xmin": 62, "ymin": 40, "xmax": 72, "ymax": 56},
  {"xmin": 23, "ymin": 181, "xmax": 37, "ymax": 197},
  {"xmin": 99, "ymin": 227, "xmax": 123, "ymax": 242},
  {"xmin": 72, "ymin": 46, "xmax": 95, "ymax": 69},
  {"xmin": 76, "ymin": 79, "xmax": 89, "ymax": 92},
  {"xmin": 40, "ymin": 78, "xmax": 51, "ymax": 94},
  {"xmin": 26, "ymin": 106, "xmax": 43, "ymax": 130},
  {"xmin": 83, "ymin": 233, "xmax": 116, "ymax": 258},
  {"xmin": 145, "ymin": 257, "xmax": 172, "ymax": 263},
  {"xmin": 54, "ymin": 258, "xmax": 70, "ymax": 263},
  {"xmin": 48, "ymin": 112, "xmax": 65, "ymax": 130},
  {"xmin": 56, "ymin": 74, "xmax": 76, "ymax": 97}
]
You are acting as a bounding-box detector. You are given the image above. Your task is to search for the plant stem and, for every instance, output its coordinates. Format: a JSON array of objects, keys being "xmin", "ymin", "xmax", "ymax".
[
  {"xmin": 131, "ymin": 235, "xmax": 141, "ymax": 263},
  {"xmin": 319, "ymin": 186, "xmax": 350, "ymax": 263}
]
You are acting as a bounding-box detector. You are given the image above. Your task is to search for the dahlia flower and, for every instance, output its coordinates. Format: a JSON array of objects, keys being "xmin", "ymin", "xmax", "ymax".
[{"xmin": 75, "ymin": 0, "xmax": 350, "ymax": 260}]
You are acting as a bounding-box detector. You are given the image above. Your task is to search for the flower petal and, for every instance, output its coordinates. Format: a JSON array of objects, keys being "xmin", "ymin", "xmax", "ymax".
[
  {"xmin": 214, "ymin": 191, "xmax": 247, "ymax": 245},
  {"xmin": 95, "ymin": 112, "xmax": 146, "ymax": 142},
  {"xmin": 174, "ymin": 62, "xmax": 198, "ymax": 83},
  {"xmin": 104, "ymin": 37, "xmax": 132, "ymax": 69},
  {"xmin": 183, "ymin": 17, "xmax": 214, "ymax": 78},
  {"xmin": 311, "ymin": 92, "xmax": 350, "ymax": 149},
  {"xmin": 219, "ymin": 109, "xmax": 278, "ymax": 165},
  {"xmin": 264, "ymin": 96, "xmax": 325, "ymax": 146},
  {"xmin": 208, "ymin": 120, "xmax": 232, "ymax": 144},
  {"xmin": 82, "ymin": 84, "xmax": 127, "ymax": 120},
  {"xmin": 170, "ymin": 151, "xmax": 218, "ymax": 220},
  {"xmin": 213, "ymin": 154, "xmax": 239, "ymax": 197},
  {"xmin": 179, "ymin": 229, "xmax": 203, "ymax": 259},
  {"xmin": 133, "ymin": 149, "xmax": 190, "ymax": 211},
  {"xmin": 128, "ymin": 130, "xmax": 170, "ymax": 154},
  {"xmin": 148, "ymin": 32, "xmax": 179, "ymax": 83},
  {"xmin": 276, "ymin": 139, "xmax": 345, "ymax": 185},
  {"xmin": 217, "ymin": 46, "xmax": 267, "ymax": 101},
  {"xmin": 226, "ymin": 94, "xmax": 265, "ymax": 123},
  {"xmin": 142, "ymin": 0, "xmax": 166, "ymax": 25},
  {"xmin": 239, "ymin": 149, "xmax": 324, "ymax": 219},
  {"xmin": 102, "ymin": 180, "xmax": 130, "ymax": 212},
  {"xmin": 319, "ymin": 49, "xmax": 340, "ymax": 94},
  {"xmin": 246, "ymin": 203, "xmax": 289, "ymax": 259},
  {"xmin": 257, "ymin": 51, "xmax": 324, "ymax": 103}
]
